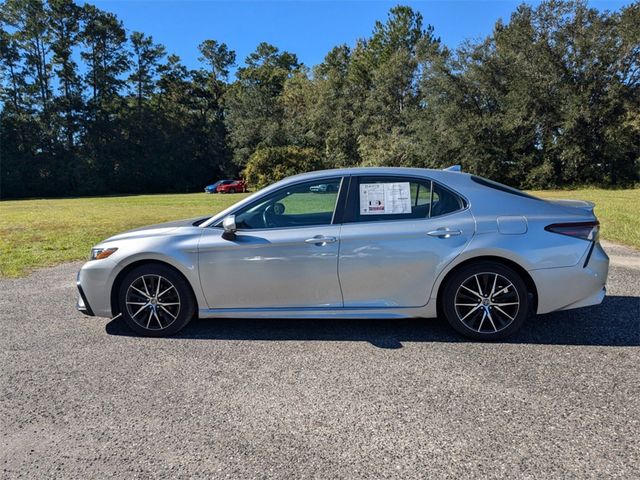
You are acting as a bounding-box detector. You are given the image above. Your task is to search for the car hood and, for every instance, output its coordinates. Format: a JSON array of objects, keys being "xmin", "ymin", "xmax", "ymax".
[{"xmin": 102, "ymin": 216, "xmax": 209, "ymax": 243}]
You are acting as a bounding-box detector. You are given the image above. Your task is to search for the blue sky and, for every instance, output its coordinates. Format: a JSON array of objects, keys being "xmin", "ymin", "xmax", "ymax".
[{"xmin": 87, "ymin": 0, "xmax": 631, "ymax": 73}]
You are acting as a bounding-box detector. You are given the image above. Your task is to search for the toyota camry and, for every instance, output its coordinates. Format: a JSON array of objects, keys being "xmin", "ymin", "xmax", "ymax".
[{"xmin": 77, "ymin": 167, "xmax": 609, "ymax": 340}]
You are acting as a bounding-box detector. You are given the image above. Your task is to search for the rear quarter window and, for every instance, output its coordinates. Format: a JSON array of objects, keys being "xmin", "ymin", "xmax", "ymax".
[{"xmin": 430, "ymin": 182, "xmax": 466, "ymax": 217}]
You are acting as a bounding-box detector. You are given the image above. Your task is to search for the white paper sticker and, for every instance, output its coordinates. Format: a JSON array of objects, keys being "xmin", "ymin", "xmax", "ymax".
[{"xmin": 360, "ymin": 182, "xmax": 412, "ymax": 215}]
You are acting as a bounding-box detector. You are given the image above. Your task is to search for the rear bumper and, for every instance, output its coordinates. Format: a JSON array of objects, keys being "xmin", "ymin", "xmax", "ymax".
[
  {"xmin": 531, "ymin": 242, "xmax": 609, "ymax": 314},
  {"xmin": 559, "ymin": 285, "xmax": 606, "ymax": 311}
]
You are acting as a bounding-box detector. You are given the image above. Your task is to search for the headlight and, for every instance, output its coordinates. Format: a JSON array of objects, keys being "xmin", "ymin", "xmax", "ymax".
[{"xmin": 90, "ymin": 247, "xmax": 118, "ymax": 260}]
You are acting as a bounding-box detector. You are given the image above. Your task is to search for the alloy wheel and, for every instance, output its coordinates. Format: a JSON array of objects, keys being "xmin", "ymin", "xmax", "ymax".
[
  {"xmin": 125, "ymin": 275, "xmax": 181, "ymax": 331},
  {"xmin": 454, "ymin": 272, "xmax": 520, "ymax": 334}
]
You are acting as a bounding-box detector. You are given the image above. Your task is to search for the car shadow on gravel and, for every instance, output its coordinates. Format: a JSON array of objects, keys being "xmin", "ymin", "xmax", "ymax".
[{"xmin": 105, "ymin": 295, "xmax": 640, "ymax": 348}]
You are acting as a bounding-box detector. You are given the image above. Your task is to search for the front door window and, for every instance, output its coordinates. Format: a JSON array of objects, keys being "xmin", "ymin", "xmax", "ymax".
[{"xmin": 233, "ymin": 178, "xmax": 342, "ymax": 229}]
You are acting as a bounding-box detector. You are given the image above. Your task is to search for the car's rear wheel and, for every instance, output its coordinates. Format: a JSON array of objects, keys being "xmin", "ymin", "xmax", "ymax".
[
  {"xmin": 228, "ymin": 187, "xmax": 236, "ymax": 193},
  {"xmin": 442, "ymin": 261, "xmax": 529, "ymax": 340},
  {"xmin": 118, "ymin": 264, "xmax": 196, "ymax": 337}
]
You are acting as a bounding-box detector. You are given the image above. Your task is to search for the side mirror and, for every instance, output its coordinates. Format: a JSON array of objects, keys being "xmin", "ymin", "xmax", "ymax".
[{"xmin": 222, "ymin": 215, "xmax": 237, "ymax": 240}]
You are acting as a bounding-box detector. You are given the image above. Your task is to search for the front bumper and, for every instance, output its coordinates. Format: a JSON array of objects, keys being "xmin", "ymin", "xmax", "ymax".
[
  {"xmin": 76, "ymin": 260, "xmax": 117, "ymax": 318},
  {"xmin": 76, "ymin": 283, "xmax": 94, "ymax": 316}
]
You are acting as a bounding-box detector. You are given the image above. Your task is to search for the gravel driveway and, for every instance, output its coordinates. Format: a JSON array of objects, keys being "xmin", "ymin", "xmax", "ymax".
[{"xmin": 1, "ymin": 242, "xmax": 639, "ymax": 479}]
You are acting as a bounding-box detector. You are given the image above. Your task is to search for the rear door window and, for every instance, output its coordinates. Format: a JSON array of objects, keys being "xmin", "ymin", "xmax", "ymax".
[{"xmin": 345, "ymin": 176, "xmax": 465, "ymax": 222}]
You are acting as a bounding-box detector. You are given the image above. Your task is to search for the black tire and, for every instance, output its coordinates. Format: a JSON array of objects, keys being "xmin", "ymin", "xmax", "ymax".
[
  {"xmin": 228, "ymin": 188, "xmax": 236, "ymax": 194},
  {"xmin": 441, "ymin": 261, "xmax": 529, "ymax": 340},
  {"xmin": 117, "ymin": 264, "xmax": 196, "ymax": 337}
]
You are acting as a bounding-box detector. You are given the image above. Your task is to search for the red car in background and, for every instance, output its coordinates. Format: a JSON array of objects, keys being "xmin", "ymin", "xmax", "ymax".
[{"xmin": 216, "ymin": 179, "xmax": 247, "ymax": 193}]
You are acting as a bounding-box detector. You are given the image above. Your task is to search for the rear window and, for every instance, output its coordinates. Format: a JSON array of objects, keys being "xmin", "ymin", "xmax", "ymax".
[{"xmin": 470, "ymin": 176, "xmax": 540, "ymax": 200}]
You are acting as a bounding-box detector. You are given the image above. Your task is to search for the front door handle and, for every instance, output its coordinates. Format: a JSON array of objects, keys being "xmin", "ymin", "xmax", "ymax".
[
  {"xmin": 427, "ymin": 228, "xmax": 462, "ymax": 238},
  {"xmin": 305, "ymin": 235, "xmax": 337, "ymax": 245}
]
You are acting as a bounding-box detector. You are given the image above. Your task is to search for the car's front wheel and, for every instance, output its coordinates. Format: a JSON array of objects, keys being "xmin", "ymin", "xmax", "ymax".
[
  {"xmin": 118, "ymin": 264, "xmax": 196, "ymax": 337},
  {"xmin": 442, "ymin": 261, "xmax": 529, "ymax": 340}
]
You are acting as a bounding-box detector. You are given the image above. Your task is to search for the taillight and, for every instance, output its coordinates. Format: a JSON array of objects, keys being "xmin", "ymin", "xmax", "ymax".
[{"xmin": 545, "ymin": 221, "xmax": 599, "ymax": 241}]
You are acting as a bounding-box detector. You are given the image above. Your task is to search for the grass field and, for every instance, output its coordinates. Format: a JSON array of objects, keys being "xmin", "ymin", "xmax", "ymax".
[
  {"xmin": 1, "ymin": 188, "xmax": 638, "ymax": 277},
  {"xmin": 530, "ymin": 188, "xmax": 640, "ymax": 250},
  {"xmin": 0, "ymin": 193, "xmax": 249, "ymax": 277}
]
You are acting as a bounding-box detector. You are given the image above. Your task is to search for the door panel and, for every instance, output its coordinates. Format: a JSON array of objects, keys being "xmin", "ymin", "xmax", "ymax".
[
  {"xmin": 338, "ymin": 210, "xmax": 475, "ymax": 308},
  {"xmin": 199, "ymin": 225, "xmax": 342, "ymax": 309}
]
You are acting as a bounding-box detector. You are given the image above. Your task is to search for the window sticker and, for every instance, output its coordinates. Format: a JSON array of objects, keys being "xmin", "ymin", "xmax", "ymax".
[{"xmin": 360, "ymin": 182, "xmax": 412, "ymax": 215}]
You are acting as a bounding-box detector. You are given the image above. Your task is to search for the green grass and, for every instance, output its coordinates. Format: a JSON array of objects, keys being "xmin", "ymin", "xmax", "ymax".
[
  {"xmin": 279, "ymin": 191, "xmax": 339, "ymax": 214},
  {"xmin": 0, "ymin": 193, "xmax": 249, "ymax": 277},
  {"xmin": 1, "ymin": 188, "xmax": 638, "ymax": 277},
  {"xmin": 531, "ymin": 188, "xmax": 640, "ymax": 250}
]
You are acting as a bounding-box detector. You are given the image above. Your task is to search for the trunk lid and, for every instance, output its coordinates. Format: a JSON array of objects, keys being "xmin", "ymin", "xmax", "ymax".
[{"xmin": 545, "ymin": 199, "xmax": 595, "ymax": 216}]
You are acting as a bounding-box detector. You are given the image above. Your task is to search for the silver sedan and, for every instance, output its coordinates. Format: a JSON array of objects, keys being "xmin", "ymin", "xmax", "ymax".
[{"xmin": 77, "ymin": 167, "xmax": 609, "ymax": 340}]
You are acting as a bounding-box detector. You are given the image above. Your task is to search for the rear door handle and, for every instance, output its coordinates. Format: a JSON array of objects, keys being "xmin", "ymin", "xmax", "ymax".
[
  {"xmin": 305, "ymin": 235, "xmax": 337, "ymax": 245},
  {"xmin": 427, "ymin": 228, "xmax": 462, "ymax": 238}
]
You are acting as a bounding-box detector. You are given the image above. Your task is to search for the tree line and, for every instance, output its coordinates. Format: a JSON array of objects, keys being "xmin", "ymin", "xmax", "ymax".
[{"xmin": 1, "ymin": 0, "xmax": 638, "ymax": 198}]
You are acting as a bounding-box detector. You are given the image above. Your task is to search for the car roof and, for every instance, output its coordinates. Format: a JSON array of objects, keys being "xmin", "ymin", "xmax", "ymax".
[
  {"xmin": 200, "ymin": 166, "xmax": 580, "ymax": 228},
  {"xmin": 281, "ymin": 167, "xmax": 474, "ymax": 192}
]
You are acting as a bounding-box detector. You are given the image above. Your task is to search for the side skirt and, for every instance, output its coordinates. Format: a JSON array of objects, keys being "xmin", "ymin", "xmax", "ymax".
[{"xmin": 197, "ymin": 306, "xmax": 436, "ymax": 320}]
